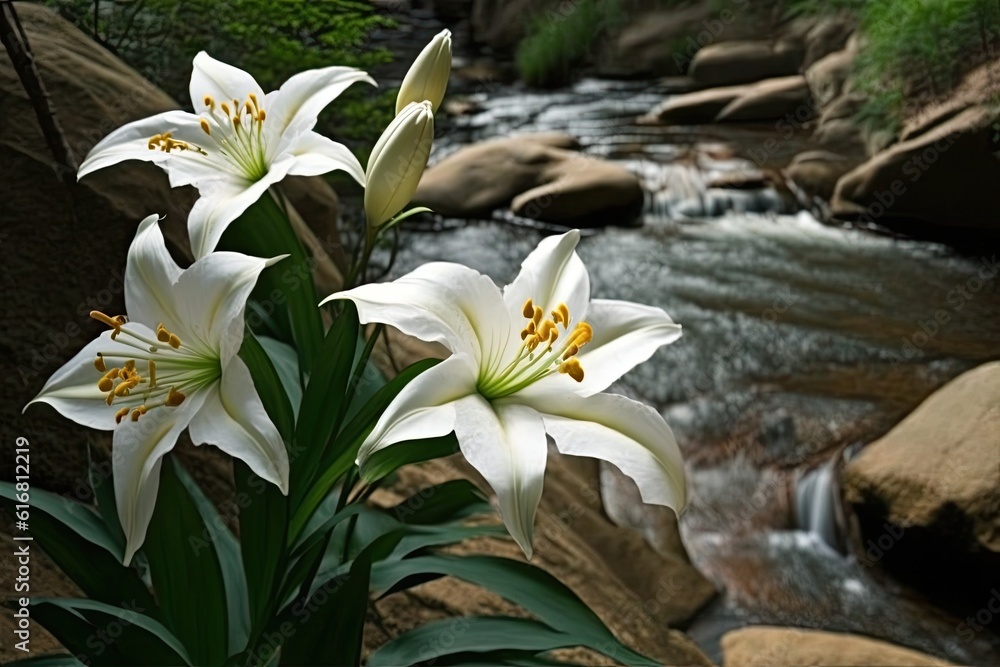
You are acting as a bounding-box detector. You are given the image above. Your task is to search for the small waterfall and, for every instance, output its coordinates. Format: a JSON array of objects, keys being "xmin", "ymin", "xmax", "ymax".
[{"xmin": 794, "ymin": 458, "xmax": 845, "ymax": 554}]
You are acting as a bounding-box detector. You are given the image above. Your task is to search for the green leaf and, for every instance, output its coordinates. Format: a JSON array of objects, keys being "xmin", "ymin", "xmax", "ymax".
[
  {"xmin": 173, "ymin": 461, "xmax": 251, "ymax": 656},
  {"xmin": 240, "ymin": 331, "xmax": 296, "ymax": 443},
  {"xmin": 0, "ymin": 484, "xmax": 158, "ymax": 615},
  {"xmin": 32, "ymin": 598, "xmax": 191, "ymax": 665},
  {"xmin": 278, "ymin": 533, "xmax": 383, "ymax": 666},
  {"xmin": 289, "ymin": 358, "xmax": 442, "ymax": 541},
  {"xmin": 290, "ymin": 302, "xmax": 360, "ymax": 505},
  {"xmin": 370, "ymin": 555, "xmax": 658, "ymax": 666},
  {"xmin": 143, "ymin": 457, "xmax": 228, "ymax": 666},
  {"xmin": 360, "ymin": 434, "xmax": 460, "ymax": 484},
  {"xmin": 367, "ymin": 617, "xmax": 582, "ymax": 667},
  {"xmin": 257, "ymin": 334, "xmax": 304, "ymax": 419},
  {"xmin": 235, "ymin": 460, "xmax": 288, "ymax": 640},
  {"xmin": 389, "ymin": 479, "xmax": 490, "ymax": 525},
  {"xmin": 217, "ymin": 192, "xmax": 324, "ymax": 370},
  {"xmin": 88, "ymin": 445, "xmax": 125, "ymax": 551}
]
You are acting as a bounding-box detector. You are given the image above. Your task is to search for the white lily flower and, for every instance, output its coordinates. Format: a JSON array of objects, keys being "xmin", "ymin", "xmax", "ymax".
[
  {"xmin": 396, "ymin": 29, "xmax": 452, "ymax": 114},
  {"xmin": 322, "ymin": 231, "xmax": 685, "ymax": 557},
  {"xmin": 27, "ymin": 215, "xmax": 290, "ymax": 565},
  {"xmin": 78, "ymin": 52, "xmax": 375, "ymax": 258}
]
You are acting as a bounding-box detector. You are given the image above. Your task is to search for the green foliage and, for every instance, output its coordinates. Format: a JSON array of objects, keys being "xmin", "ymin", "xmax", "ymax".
[
  {"xmin": 786, "ymin": 0, "xmax": 1000, "ymax": 128},
  {"xmin": 45, "ymin": 0, "xmax": 394, "ymax": 144}
]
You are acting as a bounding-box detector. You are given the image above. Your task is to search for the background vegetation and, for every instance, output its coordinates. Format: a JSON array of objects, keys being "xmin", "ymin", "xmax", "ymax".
[{"xmin": 46, "ymin": 0, "xmax": 396, "ymax": 147}]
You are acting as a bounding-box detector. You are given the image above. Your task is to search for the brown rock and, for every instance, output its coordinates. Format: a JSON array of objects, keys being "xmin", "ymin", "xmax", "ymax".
[
  {"xmin": 843, "ymin": 362, "xmax": 1000, "ymax": 555},
  {"xmin": 783, "ymin": 150, "xmax": 859, "ymax": 201},
  {"xmin": 598, "ymin": 4, "xmax": 714, "ymax": 78},
  {"xmin": 640, "ymin": 84, "xmax": 751, "ymax": 125},
  {"xmin": 688, "ymin": 41, "xmax": 802, "ymax": 87},
  {"xmin": 831, "ymin": 105, "xmax": 1000, "ymax": 230},
  {"xmin": 812, "ymin": 92, "xmax": 867, "ymax": 155},
  {"xmin": 801, "ymin": 16, "xmax": 855, "ymax": 68},
  {"xmin": 413, "ymin": 134, "xmax": 644, "ymax": 227},
  {"xmin": 721, "ymin": 627, "xmax": 957, "ymax": 667},
  {"xmin": 715, "ymin": 76, "xmax": 813, "ymax": 123},
  {"xmin": 805, "ymin": 48, "xmax": 853, "ymax": 109}
]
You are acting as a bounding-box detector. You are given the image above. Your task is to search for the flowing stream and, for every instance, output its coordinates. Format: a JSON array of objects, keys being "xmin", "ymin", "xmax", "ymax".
[{"xmin": 369, "ymin": 75, "xmax": 1000, "ymax": 663}]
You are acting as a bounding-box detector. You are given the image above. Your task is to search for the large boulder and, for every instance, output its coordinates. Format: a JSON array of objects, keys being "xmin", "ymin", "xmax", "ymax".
[
  {"xmin": 715, "ymin": 76, "xmax": 812, "ymax": 123},
  {"xmin": 639, "ymin": 84, "xmax": 751, "ymax": 125},
  {"xmin": 783, "ymin": 150, "xmax": 860, "ymax": 201},
  {"xmin": 598, "ymin": 4, "xmax": 714, "ymax": 78},
  {"xmin": 844, "ymin": 362, "xmax": 1000, "ymax": 553},
  {"xmin": 721, "ymin": 627, "xmax": 957, "ymax": 667},
  {"xmin": 805, "ymin": 48, "xmax": 854, "ymax": 109},
  {"xmin": 688, "ymin": 41, "xmax": 802, "ymax": 87},
  {"xmin": 800, "ymin": 15, "xmax": 856, "ymax": 67},
  {"xmin": 812, "ymin": 92, "xmax": 868, "ymax": 156},
  {"xmin": 831, "ymin": 105, "xmax": 1000, "ymax": 231},
  {"xmin": 412, "ymin": 134, "xmax": 645, "ymax": 227},
  {"xmin": 843, "ymin": 363, "xmax": 1000, "ymax": 607}
]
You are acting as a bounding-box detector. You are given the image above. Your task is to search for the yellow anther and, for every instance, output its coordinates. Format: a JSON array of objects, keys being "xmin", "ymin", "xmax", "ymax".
[
  {"xmin": 537, "ymin": 320, "xmax": 556, "ymax": 342},
  {"xmin": 526, "ymin": 335, "xmax": 541, "ymax": 352},
  {"xmin": 562, "ymin": 344, "xmax": 579, "ymax": 360},
  {"xmin": 94, "ymin": 354, "xmax": 106, "ymax": 372},
  {"xmin": 258, "ymin": 109, "xmax": 266, "ymax": 122},
  {"xmin": 165, "ymin": 387, "xmax": 186, "ymax": 407},
  {"xmin": 114, "ymin": 382, "xmax": 132, "ymax": 397},
  {"xmin": 148, "ymin": 360, "xmax": 156, "ymax": 388},
  {"xmin": 533, "ymin": 306, "xmax": 543, "ymax": 326},
  {"xmin": 558, "ymin": 358, "xmax": 585, "ymax": 382},
  {"xmin": 114, "ymin": 407, "xmax": 130, "ymax": 424},
  {"xmin": 520, "ymin": 329, "xmax": 530, "ymax": 340},
  {"xmin": 200, "ymin": 118, "xmax": 211, "ymax": 135},
  {"xmin": 525, "ymin": 321, "xmax": 536, "ymax": 336},
  {"xmin": 105, "ymin": 391, "xmax": 115, "ymax": 406},
  {"xmin": 552, "ymin": 303, "xmax": 570, "ymax": 326},
  {"xmin": 130, "ymin": 406, "xmax": 148, "ymax": 422},
  {"xmin": 522, "ymin": 299, "xmax": 534, "ymax": 319},
  {"xmin": 221, "ymin": 102, "xmax": 231, "ymax": 116},
  {"xmin": 98, "ymin": 377, "xmax": 114, "ymax": 392},
  {"xmin": 569, "ymin": 322, "xmax": 593, "ymax": 347},
  {"xmin": 156, "ymin": 323, "xmax": 170, "ymax": 343},
  {"xmin": 204, "ymin": 95, "xmax": 214, "ymax": 108},
  {"xmin": 90, "ymin": 310, "xmax": 123, "ymax": 334},
  {"xmin": 124, "ymin": 359, "xmax": 135, "ymax": 372},
  {"xmin": 168, "ymin": 333, "xmax": 181, "ymax": 349}
]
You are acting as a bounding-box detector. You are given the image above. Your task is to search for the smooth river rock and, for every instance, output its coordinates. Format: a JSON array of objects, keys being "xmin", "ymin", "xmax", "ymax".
[
  {"xmin": 640, "ymin": 84, "xmax": 751, "ymax": 125},
  {"xmin": 844, "ymin": 362, "xmax": 1000, "ymax": 556},
  {"xmin": 715, "ymin": 75, "xmax": 813, "ymax": 123},
  {"xmin": 721, "ymin": 627, "xmax": 957, "ymax": 667},
  {"xmin": 831, "ymin": 104, "xmax": 1000, "ymax": 230},
  {"xmin": 413, "ymin": 134, "xmax": 645, "ymax": 227},
  {"xmin": 688, "ymin": 40, "xmax": 802, "ymax": 87}
]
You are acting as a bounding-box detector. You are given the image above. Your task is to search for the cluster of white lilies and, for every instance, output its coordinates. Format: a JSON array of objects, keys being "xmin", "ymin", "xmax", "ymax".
[{"xmin": 28, "ymin": 31, "xmax": 686, "ymax": 564}]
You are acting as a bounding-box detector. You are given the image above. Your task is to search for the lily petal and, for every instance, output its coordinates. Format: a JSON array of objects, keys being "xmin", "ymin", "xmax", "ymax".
[
  {"xmin": 264, "ymin": 66, "xmax": 375, "ymax": 142},
  {"xmin": 77, "ymin": 110, "xmax": 223, "ymax": 186},
  {"xmin": 286, "ymin": 131, "xmax": 365, "ymax": 186},
  {"xmin": 172, "ymin": 250, "xmax": 284, "ymax": 363},
  {"xmin": 502, "ymin": 231, "xmax": 591, "ymax": 328},
  {"xmin": 358, "ymin": 354, "xmax": 477, "ymax": 466},
  {"xmin": 188, "ymin": 356, "xmax": 289, "ymax": 494},
  {"xmin": 189, "ymin": 52, "xmax": 265, "ymax": 115},
  {"xmin": 187, "ymin": 155, "xmax": 294, "ymax": 258},
  {"xmin": 114, "ymin": 388, "xmax": 209, "ymax": 565},
  {"xmin": 124, "ymin": 215, "xmax": 183, "ymax": 331},
  {"xmin": 531, "ymin": 392, "xmax": 686, "ymax": 511},
  {"xmin": 522, "ymin": 298, "xmax": 682, "ymax": 398},
  {"xmin": 454, "ymin": 398, "xmax": 547, "ymax": 558},
  {"xmin": 24, "ymin": 327, "xmax": 159, "ymax": 430},
  {"xmin": 325, "ymin": 263, "xmax": 510, "ymax": 366}
]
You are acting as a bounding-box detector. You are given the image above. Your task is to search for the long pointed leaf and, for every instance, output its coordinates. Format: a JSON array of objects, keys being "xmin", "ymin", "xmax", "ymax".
[{"xmin": 143, "ymin": 457, "xmax": 228, "ymax": 666}]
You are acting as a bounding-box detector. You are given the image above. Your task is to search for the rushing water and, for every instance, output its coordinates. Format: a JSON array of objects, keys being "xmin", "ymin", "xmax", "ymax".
[{"xmin": 371, "ymin": 77, "xmax": 1000, "ymax": 663}]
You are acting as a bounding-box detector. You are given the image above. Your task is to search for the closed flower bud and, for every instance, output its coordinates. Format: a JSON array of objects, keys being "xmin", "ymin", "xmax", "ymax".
[
  {"xmin": 396, "ymin": 29, "xmax": 452, "ymax": 114},
  {"xmin": 365, "ymin": 100, "xmax": 435, "ymax": 228}
]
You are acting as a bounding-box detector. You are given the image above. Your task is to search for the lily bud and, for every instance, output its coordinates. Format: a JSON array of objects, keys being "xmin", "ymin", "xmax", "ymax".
[
  {"xmin": 365, "ymin": 100, "xmax": 435, "ymax": 229},
  {"xmin": 396, "ymin": 29, "xmax": 452, "ymax": 114}
]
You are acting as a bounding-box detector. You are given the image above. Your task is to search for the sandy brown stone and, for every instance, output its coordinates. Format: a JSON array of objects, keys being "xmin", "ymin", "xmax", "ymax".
[
  {"xmin": 640, "ymin": 84, "xmax": 751, "ymax": 125},
  {"xmin": 715, "ymin": 76, "xmax": 812, "ymax": 123},
  {"xmin": 688, "ymin": 41, "xmax": 802, "ymax": 87},
  {"xmin": 721, "ymin": 627, "xmax": 957, "ymax": 667}
]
